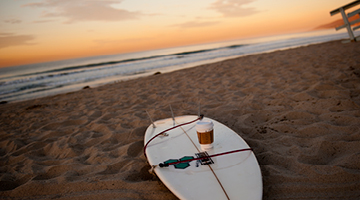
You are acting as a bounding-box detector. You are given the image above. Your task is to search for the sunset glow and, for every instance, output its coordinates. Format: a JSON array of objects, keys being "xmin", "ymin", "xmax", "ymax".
[{"xmin": 0, "ymin": 0, "xmax": 355, "ymax": 68}]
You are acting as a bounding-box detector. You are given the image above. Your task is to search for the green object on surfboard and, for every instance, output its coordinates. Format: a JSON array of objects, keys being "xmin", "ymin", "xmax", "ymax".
[{"xmin": 163, "ymin": 156, "xmax": 194, "ymax": 169}]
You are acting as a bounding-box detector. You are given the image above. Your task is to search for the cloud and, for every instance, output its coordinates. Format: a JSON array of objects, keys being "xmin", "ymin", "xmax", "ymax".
[
  {"xmin": 171, "ymin": 21, "xmax": 220, "ymax": 28},
  {"xmin": 33, "ymin": 19, "xmax": 57, "ymax": 23},
  {"xmin": 0, "ymin": 33, "xmax": 36, "ymax": 49},
  {"xmin": 4, "ymin": 19, "xmax": 22, "ymax": 24},
  {"xmin": 23, "ymin": 0, "xmax": 142, "ymax": 23},
  {"xmin": 210, "ymin": 0, "xmax": 260, "ymax": 17}
]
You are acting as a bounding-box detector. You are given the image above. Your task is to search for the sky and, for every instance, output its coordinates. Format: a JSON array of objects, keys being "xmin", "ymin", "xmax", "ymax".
[{"xmin": 0, "ymin": 0, "xmax": 353, "ymax": 68}]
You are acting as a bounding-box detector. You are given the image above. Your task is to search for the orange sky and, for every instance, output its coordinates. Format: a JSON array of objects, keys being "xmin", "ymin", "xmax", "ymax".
[{"xmin": 0, "ymin": 0, "xmax": 357, "ymax": 68}]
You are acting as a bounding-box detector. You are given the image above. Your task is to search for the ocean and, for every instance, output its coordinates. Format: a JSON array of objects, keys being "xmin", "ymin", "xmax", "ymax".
[{"xmin": 0, "ymin": 29, "xmax": 355, "ymax": 103}]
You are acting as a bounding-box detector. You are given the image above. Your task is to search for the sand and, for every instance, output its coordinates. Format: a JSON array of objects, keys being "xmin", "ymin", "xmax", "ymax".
[{"xmin": 1, "ymin": 40, "xmax": 360, "ymax": 199}]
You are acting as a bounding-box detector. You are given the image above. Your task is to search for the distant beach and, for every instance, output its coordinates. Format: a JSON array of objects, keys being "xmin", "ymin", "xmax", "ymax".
[
  {"xmin": 0, "ymin": 29, "xmax": 356, "ymax": 103},
  {"xmin": 1, "ymin": 39, "xmax": 359, "ymax": 199}
]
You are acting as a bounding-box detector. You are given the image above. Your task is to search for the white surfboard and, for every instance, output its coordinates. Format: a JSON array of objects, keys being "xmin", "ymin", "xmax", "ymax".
[{"xmin": 144, "ymin": 115, "xmax": 262, "ymax": 200}]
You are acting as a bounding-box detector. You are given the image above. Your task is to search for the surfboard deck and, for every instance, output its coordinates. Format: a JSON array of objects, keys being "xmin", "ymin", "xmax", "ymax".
[{"xmin": 144, "ymin": 115, "xmax": 262, "ymax": 200}]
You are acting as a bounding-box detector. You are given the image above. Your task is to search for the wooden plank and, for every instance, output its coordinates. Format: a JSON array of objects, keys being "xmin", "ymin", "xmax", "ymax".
[
  {"xmin": 330, "ymin": 0, "xmax": 360, "ymax": 16},
  {"xmin": 348, "ymin": 8, "xmax": 360, "ymax": 17},
  {"xmin": 350, "ymin": 18, "xmax": 360, "ymax": 25},
  {"xmin": 336, "ymin": 18, "xmax": 360, "ymax": 30},
  {"xmin": 336, "ymin": 24, "xmax": 347, "ymax": 30},
  {"xmin": 340, "ymin": 7, "xmax": 356, "ymax": 41},
  {"xmin": 354, "ymin": 25, "xmax": 360, "ymax": 30}
]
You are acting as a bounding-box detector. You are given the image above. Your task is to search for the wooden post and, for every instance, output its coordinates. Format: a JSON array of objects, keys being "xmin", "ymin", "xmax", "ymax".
[
  {"xmin": 340, "ymin": 8, "xmax": 356, "ymax": 41},
  {"xmin": 330, "ymin": 1, "xmax": 360, "ymax": 42}
]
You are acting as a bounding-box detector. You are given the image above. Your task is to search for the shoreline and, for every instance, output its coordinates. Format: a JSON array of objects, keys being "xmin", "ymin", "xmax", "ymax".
[
  {"xmin": 1, "ymin": 30, "xmax": 353, "ymax": 104},
  {"xmin": 1, "ymin": 40, "xmax": 360, "ymax": 199}
]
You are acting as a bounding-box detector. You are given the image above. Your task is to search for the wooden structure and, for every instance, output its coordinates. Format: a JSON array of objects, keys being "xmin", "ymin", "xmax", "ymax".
[{"xmin": 330, "ymin": 0, "xmax": 360, "ymax": 41}]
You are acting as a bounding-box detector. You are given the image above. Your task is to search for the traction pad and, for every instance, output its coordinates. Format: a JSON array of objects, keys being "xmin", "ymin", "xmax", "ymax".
[{"xmin": 163, "ymin": 151, "xmax": 214, "ymax": 169}]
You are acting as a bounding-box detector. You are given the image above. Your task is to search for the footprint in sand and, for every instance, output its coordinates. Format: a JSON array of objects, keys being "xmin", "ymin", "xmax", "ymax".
[
  {"xmin": 132, "ymin": 126, "xmax": 147, "ymax": 137},
  {"xmin": 98, "ymin": 160, "xmax": 130, "ymax": 175},
  {"xmin": 0, "ymin": 180, "xmax": 20, "ymax": 191},
  {"xmin": 33, "ymin": 165, "xmax": 72, "ymax": 181},
  {"xmin": 125, "ymin": 165, "xmax": 156, "ymax": 182},
  {"xmin": 127, "ymin": 141, "xmax": 143, "ymax": 157}
]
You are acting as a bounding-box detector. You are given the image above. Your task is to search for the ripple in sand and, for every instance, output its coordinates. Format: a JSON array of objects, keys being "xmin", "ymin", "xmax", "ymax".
[
  {"xmin": 61, "ymin": 118, "xmax": 88, "ymax": 127},
  {"xmin": 297, "ymin": 140, "xmax": 359, "ymax": 166},
  {"xmin": 98, "ymin": 160, "xmax": 130, "ymax": 175},
  {"xmin": 336, "ymin": 153, "xmax": 360, "ymax": 170},
  {"xmin": 319, "ymin": 112, "xmax": 360, "ymax": 126},
  {"xmin": 33, "ymin": 165, "xmax": 72, "ymax": 181}
]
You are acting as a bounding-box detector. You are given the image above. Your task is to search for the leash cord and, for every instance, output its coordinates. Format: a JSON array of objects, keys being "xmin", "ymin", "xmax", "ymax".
[
  {"xmin": 158, "ymin": 148, "xmax": 253, "ymax": 167},
  {"xmin": 144, "ymin": 115, "xmax": 203, "ymax": 158}
]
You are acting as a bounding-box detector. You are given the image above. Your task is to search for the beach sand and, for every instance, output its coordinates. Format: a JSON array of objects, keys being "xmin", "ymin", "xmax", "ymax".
[{"xmin": 1, "ymin": 40, "xmax": 360, "ymax": 199}]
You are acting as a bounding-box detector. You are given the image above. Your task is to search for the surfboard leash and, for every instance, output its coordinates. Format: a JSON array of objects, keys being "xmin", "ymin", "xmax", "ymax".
[
  {"xmin": 148, "ymin": 148, "xmax": 253, "ymax": 175},
  {"xmin": 143, "ymin": 115, "xmax": 204, "ymax": 158},
  {"xmin": 157, "ymin": 148, "xmax": 253, "ymax": 168}
]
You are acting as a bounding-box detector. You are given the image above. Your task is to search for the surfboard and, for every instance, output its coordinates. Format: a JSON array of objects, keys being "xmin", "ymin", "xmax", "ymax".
[{"xmin": 144, "ymin": 115, "xmax": 262, "ymax": 200}]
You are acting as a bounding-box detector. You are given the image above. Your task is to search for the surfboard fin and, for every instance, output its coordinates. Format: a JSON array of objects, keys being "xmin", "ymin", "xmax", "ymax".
[
  {"xmin": 198, "ymin": 102, "xmax": 201, "ymax": 117},
  {"xmin": 198, "ymin": 102, "xmax": 204, "ymax": 120},
  {"xmin": 146, "ymin": 110, "xmax": 156, "ymax": 128},
  {"xmin": 169, "ymin": 104, "xmax": 175, "ymax": 126}
]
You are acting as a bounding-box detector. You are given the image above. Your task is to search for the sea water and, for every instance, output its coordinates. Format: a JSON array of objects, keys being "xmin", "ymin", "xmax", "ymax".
[{"xmin": 0, "ymin": 29, "xmax": 356, "ymax": 103}]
